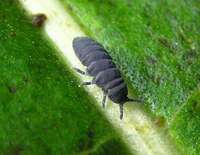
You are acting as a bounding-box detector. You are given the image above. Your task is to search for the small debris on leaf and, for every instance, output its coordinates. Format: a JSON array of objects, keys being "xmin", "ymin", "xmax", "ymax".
[
  {"xmin": 32, "ymin": 13, "xmax": 47, "ymax": 27},
  {"xmin": 8, "ymin": 86, "xmax": 17, "ymax": 94}
]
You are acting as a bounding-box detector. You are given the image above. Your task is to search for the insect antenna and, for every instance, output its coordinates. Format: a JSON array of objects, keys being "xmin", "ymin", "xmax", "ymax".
[
  {"xmin": 102, "ymin": 92, "xmax": 107, "ymax": 108},
  {"xmin": 126, "ymin": 98, "xmax": 143, "ymax": 103},
  {"xmin": 119, "ymin": 104, "xmax": 124, "ymax": 120}
]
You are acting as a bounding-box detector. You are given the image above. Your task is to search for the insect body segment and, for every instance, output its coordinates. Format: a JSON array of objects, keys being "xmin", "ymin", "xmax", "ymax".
[
  {"xmin": 73, "ymin": 37, "xmax": 141, "ymax": 119},
  {"xmin": 73, "ymin": 37, "xmax": 103, "ymax": 60},
  {"xmin": 87, "ymin": 59, "xmax": 115, "ymax": 76},
  {"xmin": 103, "ymin": 78, "xmax": 124, "ymax": 93},
  {"xmin": 93, "ymin": 68, "xmax": 121, "ymax": 88},
  {"xmin": 82, "ymin": 51, "xmax": 111, "ymax": 66}
]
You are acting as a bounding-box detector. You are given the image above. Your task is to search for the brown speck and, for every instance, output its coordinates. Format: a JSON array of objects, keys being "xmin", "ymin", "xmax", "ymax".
[
  {"xmin": 8, "ymin": 86, "xmax": 17, "ymax": 93},
  {"xmin": 67, "ymin": 5, "xmax": 73, "ymax": 12},
  {"xmin": 10, "ymin": 31, "xmax": 16, "ymax": 37},
  {"xmin": 154, "ymin": 116, "xmax": 166, "ymax": 127},
  {"xmin": 87, "ymin": 130, "xmax": 95, "ymax": 139},
  {"xmin": 24, "ymin": 77, "xmax": 29, "ymax": 83},
  {"xmin": 158, "ymin": 37, "xmax": 177, "ymax": 53},
  {"xmin": 183, "ymin": 50, "xmax": 197, "ymax": 65},
  {"xmin": 32, "ymin": 13, "xmax": 47, "ymax": 27},
  {"xmin": 158, "ymin": 37, "xmax": 171, "ymax": 49},
  {"xmin": 126, "ymin": 0, "xmax": 133, "ymax": 7},
  {"xmin": 8, "ymin": 145, "xmax": 23, "ymax": 155},
  {"xmin": 106, "ymin": 0, "xmax": 115, "ymax": 6},
  {"xmin": 147, "ymin": 56, "xmax": 157, "ymax": 65},
  {"xmin": 191, "ymin": 100, "xmax": 200, "ymax": 112}
]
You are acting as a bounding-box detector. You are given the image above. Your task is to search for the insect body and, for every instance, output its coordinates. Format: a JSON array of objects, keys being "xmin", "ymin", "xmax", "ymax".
[{"xmin": 73, "ymin": 37, "xmax": 141, "ymax": 119}]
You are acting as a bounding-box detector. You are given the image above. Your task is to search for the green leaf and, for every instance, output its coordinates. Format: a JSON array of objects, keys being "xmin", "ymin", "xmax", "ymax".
[
  {"xmin": 0, "ymin": 1, "xmax": 131, "ymax": 154},
  {"xmin": 170, "ymin": 90, "xmax": 200, "ymax": 155},
  {"xmin": 59, "ymin": 0, "xmax": 200, "ymax": 154}
]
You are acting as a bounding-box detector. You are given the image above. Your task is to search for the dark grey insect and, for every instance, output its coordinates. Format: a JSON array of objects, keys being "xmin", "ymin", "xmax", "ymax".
[
  {"xmin": 73, "ymin": 37, "xmax": 142, "ymax": 119},
  {"xmin": 32, "ymin": 13, "xmax": 47, "ymax": 27}
]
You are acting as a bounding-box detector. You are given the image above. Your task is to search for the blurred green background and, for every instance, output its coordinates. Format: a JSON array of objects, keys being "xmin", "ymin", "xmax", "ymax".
[
  {"xmin": 0, "ymin": 1, "xmax": 132, "ymax": 154},
  {"xmin": 0, "ymin": 0, "xmax": 199, "ymax": 154}
]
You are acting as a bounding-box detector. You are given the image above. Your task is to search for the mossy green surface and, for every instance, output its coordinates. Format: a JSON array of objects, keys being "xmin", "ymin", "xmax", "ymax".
[
  {"xmin": 60, "ymin": 0, "xmax": 200, "ymax": 120},
  {"xmin": 170, "ymin": 90, "xmax": 200, "ymax": 155},
  {"xmin": 59, "ymin": 0, "xmax": 200, "ymax": 154},
  {"xmin": 0, "ymin": 1, "xmax": 132, "ymax": 154}
]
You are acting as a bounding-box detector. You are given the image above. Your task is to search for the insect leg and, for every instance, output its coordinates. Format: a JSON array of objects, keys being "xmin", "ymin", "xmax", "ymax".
[
  {"xmin": 119, "ymin": 104, "xmax": 124, "ymax": 120},
  {"xmin": 73, "ymin": 67, "xmax": 86, "ymax": 75},
  {"xmin": 81, "ymin": 81, "xmax": 93, "ymax": 86},
  {"xmin": 102, "ymin": 91, "xmax": 107, "ymax": 108}
]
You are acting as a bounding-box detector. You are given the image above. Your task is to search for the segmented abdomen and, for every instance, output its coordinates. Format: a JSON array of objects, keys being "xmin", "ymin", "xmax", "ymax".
[
  {"xmin": 87, "ymin": 59, "xmax": 115, "ymax": 76},
  {"xmin": 73, "ymin": 37, "xmax": 128, "ymax": 103}
]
